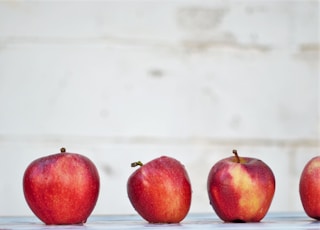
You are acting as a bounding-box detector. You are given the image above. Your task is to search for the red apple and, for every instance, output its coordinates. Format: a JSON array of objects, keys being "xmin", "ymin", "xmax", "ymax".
[
  {"xmin": 207, "ymin": 150, "xmax": 275, "ymax": 222},
  {"xmin": 23, "ymin": 148, "xmax": 100, "ymax": 225},
  {"xmin": 127, "ymin": 156, "xmax": 192, "ymax": 223},
  {"xmin": 299, "ymin": 156, "xmax": 320, "ymax": 220}
]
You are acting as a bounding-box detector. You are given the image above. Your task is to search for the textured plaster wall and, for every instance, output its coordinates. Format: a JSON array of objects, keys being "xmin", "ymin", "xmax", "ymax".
[{"xmin": 0, "ymin": 1, "xmax": 319, "ymax": 216}]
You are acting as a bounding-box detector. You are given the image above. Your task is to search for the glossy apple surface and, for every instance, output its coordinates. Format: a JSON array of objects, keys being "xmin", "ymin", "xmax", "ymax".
[
  {"xmin": 127, "ymin": 156, "xmax": 192, "ymax": 223},
  {"xmin": 23, "ymin": 148, "xmax": 100, "ymax": 225},
  {"xmin": 299, "ymin": 156, "xmax": 320, "ymax": 220},
  {"xmin": 207, "ymin": 150, "xmax": 275, "ymax": 222}
]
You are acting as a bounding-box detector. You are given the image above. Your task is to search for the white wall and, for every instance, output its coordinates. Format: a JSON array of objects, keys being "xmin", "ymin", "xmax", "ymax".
[{"xmin": 0, "ymin": 0, "xmax": 319, "ymax": 216}]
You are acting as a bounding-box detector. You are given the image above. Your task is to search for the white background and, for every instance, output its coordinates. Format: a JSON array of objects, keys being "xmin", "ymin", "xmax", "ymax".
[{"xmin": 0, "ymin": 0, "xmax": 319, "ymax": 216}]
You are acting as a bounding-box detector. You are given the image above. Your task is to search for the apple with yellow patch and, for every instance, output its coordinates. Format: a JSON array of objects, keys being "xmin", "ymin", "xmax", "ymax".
[
  {"xmin": 207, "ymin": 150, "xmax": 275, "ymax": 222},
  {"xmin": 299, "ymin": 156, "xmax": 320, "ymax": 220}
]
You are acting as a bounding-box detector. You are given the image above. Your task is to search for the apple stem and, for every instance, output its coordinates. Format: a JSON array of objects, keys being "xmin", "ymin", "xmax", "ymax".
[
  {"xmin": 60, "ymin": 147, "xmax": 66, "ymax": 153},
  {"xmin": 131, "ymin": 161, "xmax": 143, "ymax": 167},
  {"xmin": 233, "ymin": 149, "xmax": 240, "ymax": 163}
]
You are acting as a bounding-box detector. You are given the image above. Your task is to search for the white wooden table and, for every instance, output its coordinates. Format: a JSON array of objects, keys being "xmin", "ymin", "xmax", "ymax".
[{"xmin": 0, "ymin": 213, "xmax": 319, "ymax": 229}]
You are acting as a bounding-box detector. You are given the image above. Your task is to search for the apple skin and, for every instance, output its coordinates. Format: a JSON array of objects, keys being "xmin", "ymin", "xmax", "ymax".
[
  {"xmin": 127, "ymin": 156, "xmax": 192, "ymax": 223},
  {"xmin": 207, "ymin": 150, "xmax": 275, "ymax": 222},
  {"xmin": 23, "ymin": 148, "xmax": 100, "ymax": 225},
  {"xmin": 299, "ymin": 156, "xmax": 320, "ymax": 220}
]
